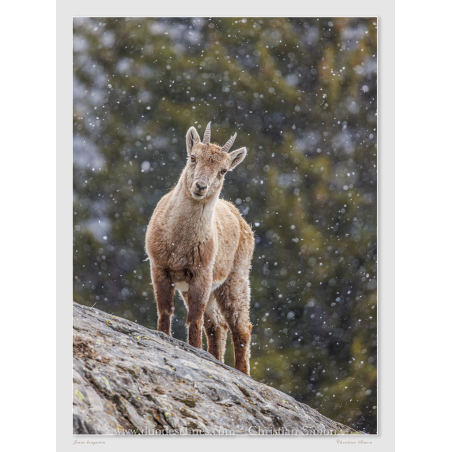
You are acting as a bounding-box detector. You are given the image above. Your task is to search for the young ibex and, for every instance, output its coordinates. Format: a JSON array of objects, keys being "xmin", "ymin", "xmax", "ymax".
[{"xmin": 145, "ymin": 122, "xmax": 254, "ymax": 375}]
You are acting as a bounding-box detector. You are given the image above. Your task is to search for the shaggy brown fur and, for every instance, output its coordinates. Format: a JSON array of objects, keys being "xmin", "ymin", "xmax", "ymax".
[{"xmin": 145, "ymin": 123, "xmax": 254, "ymax": 375}]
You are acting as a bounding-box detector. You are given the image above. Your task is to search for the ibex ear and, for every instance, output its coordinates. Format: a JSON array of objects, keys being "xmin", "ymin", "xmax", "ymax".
[
  {"xmin": 229, "ymin": 147, "xmax": 247, "ymax": 170},
  {"xmin": 186, "ymin": 126, "xmax": 201, "ymax": 155}
]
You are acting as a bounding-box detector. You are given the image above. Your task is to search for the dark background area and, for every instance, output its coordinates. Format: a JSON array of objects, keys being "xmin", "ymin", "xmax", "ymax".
[{"xmin": 73, "ymin": 17, "xmax": 377, "ymax": 433}]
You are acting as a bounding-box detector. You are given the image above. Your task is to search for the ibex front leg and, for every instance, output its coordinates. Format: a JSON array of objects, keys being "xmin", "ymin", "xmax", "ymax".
[
  {"xmin": 151, "ymin": 266, "xmax": 175, "ymax": 336},
  {"xmin": 186, "ymin": 272, "xmax": 212, "ymax": 348}
]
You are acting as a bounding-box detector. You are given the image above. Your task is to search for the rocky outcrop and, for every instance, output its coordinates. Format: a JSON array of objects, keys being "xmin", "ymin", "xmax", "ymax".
[{"xmin": 73, "ymin": 302, "xmax": 356, "ymax": 435}]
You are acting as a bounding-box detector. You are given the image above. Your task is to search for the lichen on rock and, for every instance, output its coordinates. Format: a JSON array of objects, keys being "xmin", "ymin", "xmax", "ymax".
[{"xmin": 73, "ymin": 302, "xmax": 357, "ymax": 435}]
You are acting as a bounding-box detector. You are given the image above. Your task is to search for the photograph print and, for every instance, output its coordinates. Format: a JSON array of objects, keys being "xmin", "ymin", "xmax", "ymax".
[{"xmin": 73, "ymin": 17, "xmax": 377, "ymax": 435}]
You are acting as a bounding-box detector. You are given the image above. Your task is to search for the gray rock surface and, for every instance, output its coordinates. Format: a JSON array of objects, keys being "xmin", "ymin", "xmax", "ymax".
[{"xmin": 73, "ymin": 302, "xmax": 356, "ymax": 435}]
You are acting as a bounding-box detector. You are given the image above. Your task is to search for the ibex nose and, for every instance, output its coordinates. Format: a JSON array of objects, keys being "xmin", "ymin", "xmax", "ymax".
[{"xmin": 196, "ymin": 182, "xmax": 207, "ymax": 191}]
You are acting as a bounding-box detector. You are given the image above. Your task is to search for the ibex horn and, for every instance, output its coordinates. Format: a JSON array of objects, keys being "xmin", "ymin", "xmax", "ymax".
[
  {"xmin": 221, "ymin": 132, "xmax": 237, "ymax": 153},
  {"xmin": 202, "ymin": 122, "xmax": 211, "ymax": 144}
]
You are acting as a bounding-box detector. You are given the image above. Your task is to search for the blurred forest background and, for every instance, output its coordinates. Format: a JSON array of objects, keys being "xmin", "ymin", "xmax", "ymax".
[{"xmin": 73, "ymin": 17, "xmax": 377, "ymax": 433}]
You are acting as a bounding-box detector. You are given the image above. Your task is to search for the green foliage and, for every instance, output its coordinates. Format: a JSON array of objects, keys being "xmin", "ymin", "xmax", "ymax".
[{"xmin": 73, "ymin": 17, "xmax": 377, "ymax": 432}]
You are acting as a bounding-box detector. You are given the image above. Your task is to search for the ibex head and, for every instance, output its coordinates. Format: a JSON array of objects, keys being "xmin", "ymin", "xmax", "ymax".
[{"xmin": 184, "ymin": 122, "xmax": 247, "ymax": 201}]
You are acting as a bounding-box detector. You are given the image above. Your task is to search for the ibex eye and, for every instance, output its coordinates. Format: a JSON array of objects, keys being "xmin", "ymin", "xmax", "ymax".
[
  {"xmin": 190, "ymin": 155, "xmax": 196, "ymax": 162},
  {"xmin": 221, "ymin": 169, "xmax": 227, "ymax": 175}
]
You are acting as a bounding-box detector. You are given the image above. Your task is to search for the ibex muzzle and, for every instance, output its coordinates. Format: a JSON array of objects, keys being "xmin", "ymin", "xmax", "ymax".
[{"xmin": 192, "ymin": 174, "xmax": 209, "ymax": 198}]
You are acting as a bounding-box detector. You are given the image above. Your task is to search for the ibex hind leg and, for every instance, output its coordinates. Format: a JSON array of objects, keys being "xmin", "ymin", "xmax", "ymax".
[
  {"xmin": 179, "ymin": 290, "xmax": 223, "ymax": 353},
  {"xmin": 203, "ymin": 295, "xmax": 228, "ymax": 362},
  {"xmin": 215, "ymin": 279, "xmax": 252, "ymax": 376},
  {"xmin": 179, "ymin": 290, "xmax": 188, "ymax": 310}
]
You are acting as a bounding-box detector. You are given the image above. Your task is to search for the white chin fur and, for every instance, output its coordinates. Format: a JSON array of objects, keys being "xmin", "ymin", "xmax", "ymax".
[{"xmin": 191, "ymin": 191, "xmax": 206, "ymax": 200}]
